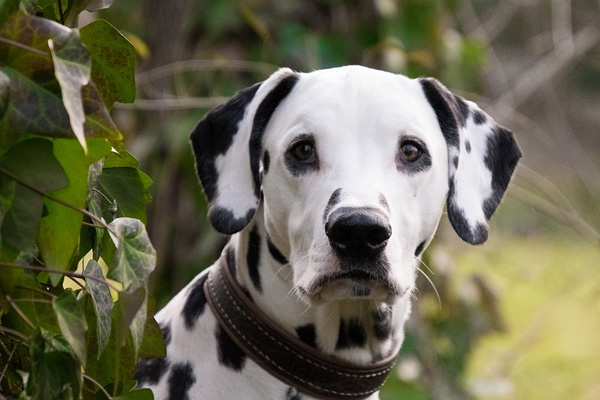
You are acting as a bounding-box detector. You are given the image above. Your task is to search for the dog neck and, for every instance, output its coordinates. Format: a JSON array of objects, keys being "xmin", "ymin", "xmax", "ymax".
[{"xmin": 228, "ymin": 213, "xmax": 409, "ymax": 366}]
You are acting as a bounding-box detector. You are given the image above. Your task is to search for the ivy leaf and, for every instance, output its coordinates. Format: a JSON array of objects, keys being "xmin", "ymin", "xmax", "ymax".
[
  {"xmin": 0, "ymin": 138, "xmax": 68, "ymax": 252},
  {"xmin": 84, "ymin": 259, "xmax": 113, "ymax": 357},
  {"xmin": 80, "ymin": 19, "xmax": 136, "ymax": 108},
  {"xmin": 37, "ymin": 138, "xmax": 111, "ymax": 286},
  {"xmin": 48, "ymin": 32, "xmax": 91, "ymax": 152},
  {"xmin": 117, "ymin": 286, "xmax": 147, "ymax": 359},
  {"xmin": 98, "ymin": 167, "xmax": 152, "ymax": 224},
  {"xmin": 107, "ymin": 218, "xmax": 156, "ymax": 291},
  {"xmin": 0, "ymin": 12, "xmax": 122, "ymax": 142},
  {"xmin": 52, "ymin": 290, "xmax": 88, "ymax": 365}
]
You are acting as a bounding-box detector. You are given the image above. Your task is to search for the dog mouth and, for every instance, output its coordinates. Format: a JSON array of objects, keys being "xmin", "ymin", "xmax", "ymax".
[{"xmin": 302, "ymin": 269, "xmax": 402, "ymax": 304}]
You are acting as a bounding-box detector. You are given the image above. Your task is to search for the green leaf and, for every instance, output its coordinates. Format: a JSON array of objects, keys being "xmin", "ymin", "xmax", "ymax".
[
  {"xmin": 0, "ymin": 173, "xmax": 16, "ymax": 227},
  {"xmin": 0, "ymin": 138, "xmax": 68, "ymax": 252},
  {"xmin": 113, "ymin": 388, "xmax": 154, "ymax": 400},
  {"xmin": 48, "ymin": 31, "xmax": 91, "ymax": 151},
  {"xmin": 37, "ymin": 137, "xmax": 111, "ymax": 286},
  {"xmin": 138, "ymin": 295, "xmax": 166, "ymax": 358},
  {"xmin": 107, "ymin": 218, "xmax": 156, "ymax": 291},
  {"xmin": 0, "ymin": 0, "xmax": 19, "ymax": 26},
  {"xmin": 52, "ymin": 290, "xmax": 88, "ymax": 365},
  {"xmin": 98, "ymin": 167, "xmax": 152, "ymax": 223},
  {"xmin": 28, "ymin": 330, "xmax": 82, "ymax": 400},
  {"xmin": 84, "ymin": 259, "xmax": 113, "ymax": 356},
  {"xmin": 0, "ymin": 12, "xmax": 123, "ymax": 142},
  {"xmin": 80, "ymin": 19, "xmax": 136, "ymax": 108},
  {"xmin": 117, "ymin": 286, "xmax": 147, "ymax": 359}
]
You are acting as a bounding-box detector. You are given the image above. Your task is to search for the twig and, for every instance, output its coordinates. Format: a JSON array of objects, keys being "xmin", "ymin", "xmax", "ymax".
[
  {"xmin": 83, "ymin": 374, "xmax": 111, "ymax": 399},
  {"xmin": 0, "ymin": 37, "xmax": 49, "ymax": 56},
  {"xmin": 15, "ymin": 285, "xmax": 58, "ymax": 299},
  {"xmin": 497, "ymin": 23, "xmax": 600, "ymax": 109},
  {"xmin": 114, "ymin": 96, "xmax": 230, "ymax": 111},
  {"xmin": 0, "ymin": 262, "xmax": 121, "ymax": 293},
  {"xmin": 5, "ymin": 295, "xmax": 35, "ymax": 329},
  {"xmin": 0, "ymin": 166, "xmax": 114, "ymax": 234},
  {"xmin": 0, "ymin": 343, "xmax": 17, "ymax": 383},
  {"xmin": 0, "ymin": 327, "xmax": 30, "ymax": 342},
  {"xmin": 135, "ymin": 59, "xmax": 278, "ymax": 84}
]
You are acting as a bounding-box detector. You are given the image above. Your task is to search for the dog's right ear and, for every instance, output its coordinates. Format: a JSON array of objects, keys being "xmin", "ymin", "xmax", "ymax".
[{"xmin": 190, "ymin": 68, "xmax": 299, "ymax": 234}]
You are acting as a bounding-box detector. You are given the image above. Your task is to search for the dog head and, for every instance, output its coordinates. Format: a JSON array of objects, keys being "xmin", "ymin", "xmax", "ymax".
[{"xmin": 190, "ymin": 66, "xmax": 521, "ymax": 305}]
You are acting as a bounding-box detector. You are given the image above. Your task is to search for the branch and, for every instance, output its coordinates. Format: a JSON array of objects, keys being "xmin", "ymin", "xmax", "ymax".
[
  {"xmin": 0, "ymin": 262, "xmax": 121, "ymax": 293},
  {"xmin": 0, "ymin": 166, "xmax": 113, "ymax": 234},
  {"xmin": 497, "ymin": 23, "xmax": 600, "ymax": 109}
]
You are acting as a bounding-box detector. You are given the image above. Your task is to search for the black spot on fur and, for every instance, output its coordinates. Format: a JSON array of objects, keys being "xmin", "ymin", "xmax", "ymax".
[
  {"xmin": 267, "ymin": 235, "xmax": 288, "ymax": 264},
  {"xmin": 182, "ymin": 272, "xmax": 209, "ymax": 330},
  {"xmin": 373, "ymin": 306, "xmax": 392, "ymax": 340},
  {"xmin": 263, "ymin": 150, "xmax": 270, "ymax": 174},
  {"xmin": 295, "ymin": 324, "xmax": 317, "ymax": 349},
  {"xmin": 414, "ymin": 241, "xmax": 426, "ymax": 257},
  {"xmin": 465, "ymin": 140, "xmax": 471, "ymax": 153},
  {"xmin": 454, "ymin": 94, "xmax": 470, "ymax": 127},
  {"xmin": 190, "ymin": 83, "xmax": 260, "ymax": 203},
  {"xmin": 135, "ymin": 356, "xmax": 170, "ymax": 386},
  {"xmin": 247, "ymin": 226, "xmax": 262, "ymax": 292},
  {"xmin": 249, "ymin": 75, "xmax": 300, "ymax": 198},
  {"xmin": 322, "ymin": 188, "xmax": 342, "ymax": 224},
  {"xmin": 285, "ymin": 387, "xmax": 304, "ymax": 400},
  {"xmin": 420, "ymin": 78, "xmax": 460, "ymax": 148},
  {"xmin": 208, "ymin": 206, "xmax": 256, "ymax": 235},
  {"xmin": 216, "ymin": 324, "xmax": 246, "ymax": 371},
  {"xmin": 168, "ymin": 362, "xmax": 196, "ymax": 400},
  {"xmin": 336, "ymin": 318, "xmax": 367, "ymax": 350},
  {"xmin": 472, "ymin": 109, "xmax": 487, "ymax": 125},
  {"xmin": 482, "ymin": 126, "xmax": 523, "ymax": 219},
  {"xmin": 453, "ymin": 156, "xmax": 459, "ymax": 169}
]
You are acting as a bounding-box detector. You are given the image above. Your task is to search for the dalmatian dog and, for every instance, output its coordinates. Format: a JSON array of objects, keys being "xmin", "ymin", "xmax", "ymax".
[{"xmin": 136, "ymin": 66, "xmax": 521, "ymax": 400}]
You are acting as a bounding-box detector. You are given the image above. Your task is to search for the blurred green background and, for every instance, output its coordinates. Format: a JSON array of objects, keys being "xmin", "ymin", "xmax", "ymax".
[{"xmin": 93, "ymin": 0, "xmax": 600, "ymax": 398}]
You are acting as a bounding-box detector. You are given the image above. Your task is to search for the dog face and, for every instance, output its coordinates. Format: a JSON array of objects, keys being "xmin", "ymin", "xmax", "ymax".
[{"xmin": 190, "ymin": 66, "xmax": 521, "ymax": 306}]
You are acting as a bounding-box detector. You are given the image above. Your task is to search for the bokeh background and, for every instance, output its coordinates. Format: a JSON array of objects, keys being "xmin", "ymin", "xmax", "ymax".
[{"xmin": 94, "ymin": 1, "xmax": 600, "ymax": 399}]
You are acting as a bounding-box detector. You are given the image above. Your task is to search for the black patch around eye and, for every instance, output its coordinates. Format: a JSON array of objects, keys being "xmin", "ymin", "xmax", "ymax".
[
  {"xmin": 322, "ymin": 188, "xmax": 342, "ymax": 224},
  {"xmin": 182, "ymin": 272, "xmax": 209, "ymax": 330},
  {"xmin": 168, "ymin": 362, "xmax": 196, "ymax": 400},
  {"xmin": 216, "ymin": 324, "xmax": 247, "ymax": 371},
  {"xmin": 414, "ymin": 241, "xmax": 426, "ymax": 257},
  {"xmin": 135, "ymin": 356, "xmax": 170, "ymax": 386},
  {"xmin": 396, "ymin": 137, "xmax": 432, "ymax": 174},
  {"xmin": 263, "ymin": 150, "xmax": 270, "ymax": 174},
  {"xmin": 247, "ymin": 226, "xmax": 262, "ymax": 293},
  {"xmin": 266, "ymin": 235, "xmax": 288, "ymax": 265},
  {"xmin": 295, "ymin": 324, "xmax": 317, "ymax": 349},
  {"xmin": 284, "ymin": 134, "xmax": 319, "ymax": 177}
]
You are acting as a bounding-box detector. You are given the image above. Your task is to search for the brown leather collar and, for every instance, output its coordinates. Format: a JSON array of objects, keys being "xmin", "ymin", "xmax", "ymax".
[{"xmin": 203, "ymin": 253, "xmax": 399, "ymax": 400}]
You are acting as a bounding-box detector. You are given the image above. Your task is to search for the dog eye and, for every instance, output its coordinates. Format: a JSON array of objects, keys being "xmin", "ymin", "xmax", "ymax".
[
  {"xmin": 291, "ymin": 141, "xmax": 316, "ymax": 163},
  {"xmin": 399, "ymin": 141, "xmax": 422, "ymax": 163}
]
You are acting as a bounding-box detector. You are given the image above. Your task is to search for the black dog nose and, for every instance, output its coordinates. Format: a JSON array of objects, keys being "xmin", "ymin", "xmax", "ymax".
[{"xmin": 326, "ymin": 209, "xmax": 392, "ymax": 258}]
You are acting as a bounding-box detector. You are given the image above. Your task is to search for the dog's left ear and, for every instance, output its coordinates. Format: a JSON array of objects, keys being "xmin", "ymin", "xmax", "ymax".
[
  {"xmin": 420, "ymin": 78, "xmax": 522, "ymax": 245},
  {"xmin": 190, "ymin": 68, "xmax": 299, "ymax": 234}
]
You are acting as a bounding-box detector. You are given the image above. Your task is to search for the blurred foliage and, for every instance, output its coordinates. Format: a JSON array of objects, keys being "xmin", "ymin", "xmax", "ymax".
[{"xmin": 0, "ymin": 1, "xmax": 162, "ymax": 399}]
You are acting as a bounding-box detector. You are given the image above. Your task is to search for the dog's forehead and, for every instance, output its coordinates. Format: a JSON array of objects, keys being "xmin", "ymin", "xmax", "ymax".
[{"xmin": 265, "ymin": 66, "xmax": 442, "ymax": 144}]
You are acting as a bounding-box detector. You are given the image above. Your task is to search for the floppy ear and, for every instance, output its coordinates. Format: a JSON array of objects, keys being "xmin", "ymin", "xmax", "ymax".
[
  {"xmin": 190, "ymin": 68, "xmax": 299, "ymax": 234},
  {"xmin": 420, "ymin": 78, "xmax": 522, "ymax": 245}
]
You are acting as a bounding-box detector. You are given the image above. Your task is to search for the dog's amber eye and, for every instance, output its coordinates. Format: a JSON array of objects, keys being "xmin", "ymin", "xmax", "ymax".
[
  {"xmin": 400, "ymin": 142, "xmax": 422, "ymax": 163},
  {"xmin": 291, "ymin": 142, "xmax": 316, "ymax": 163}
]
